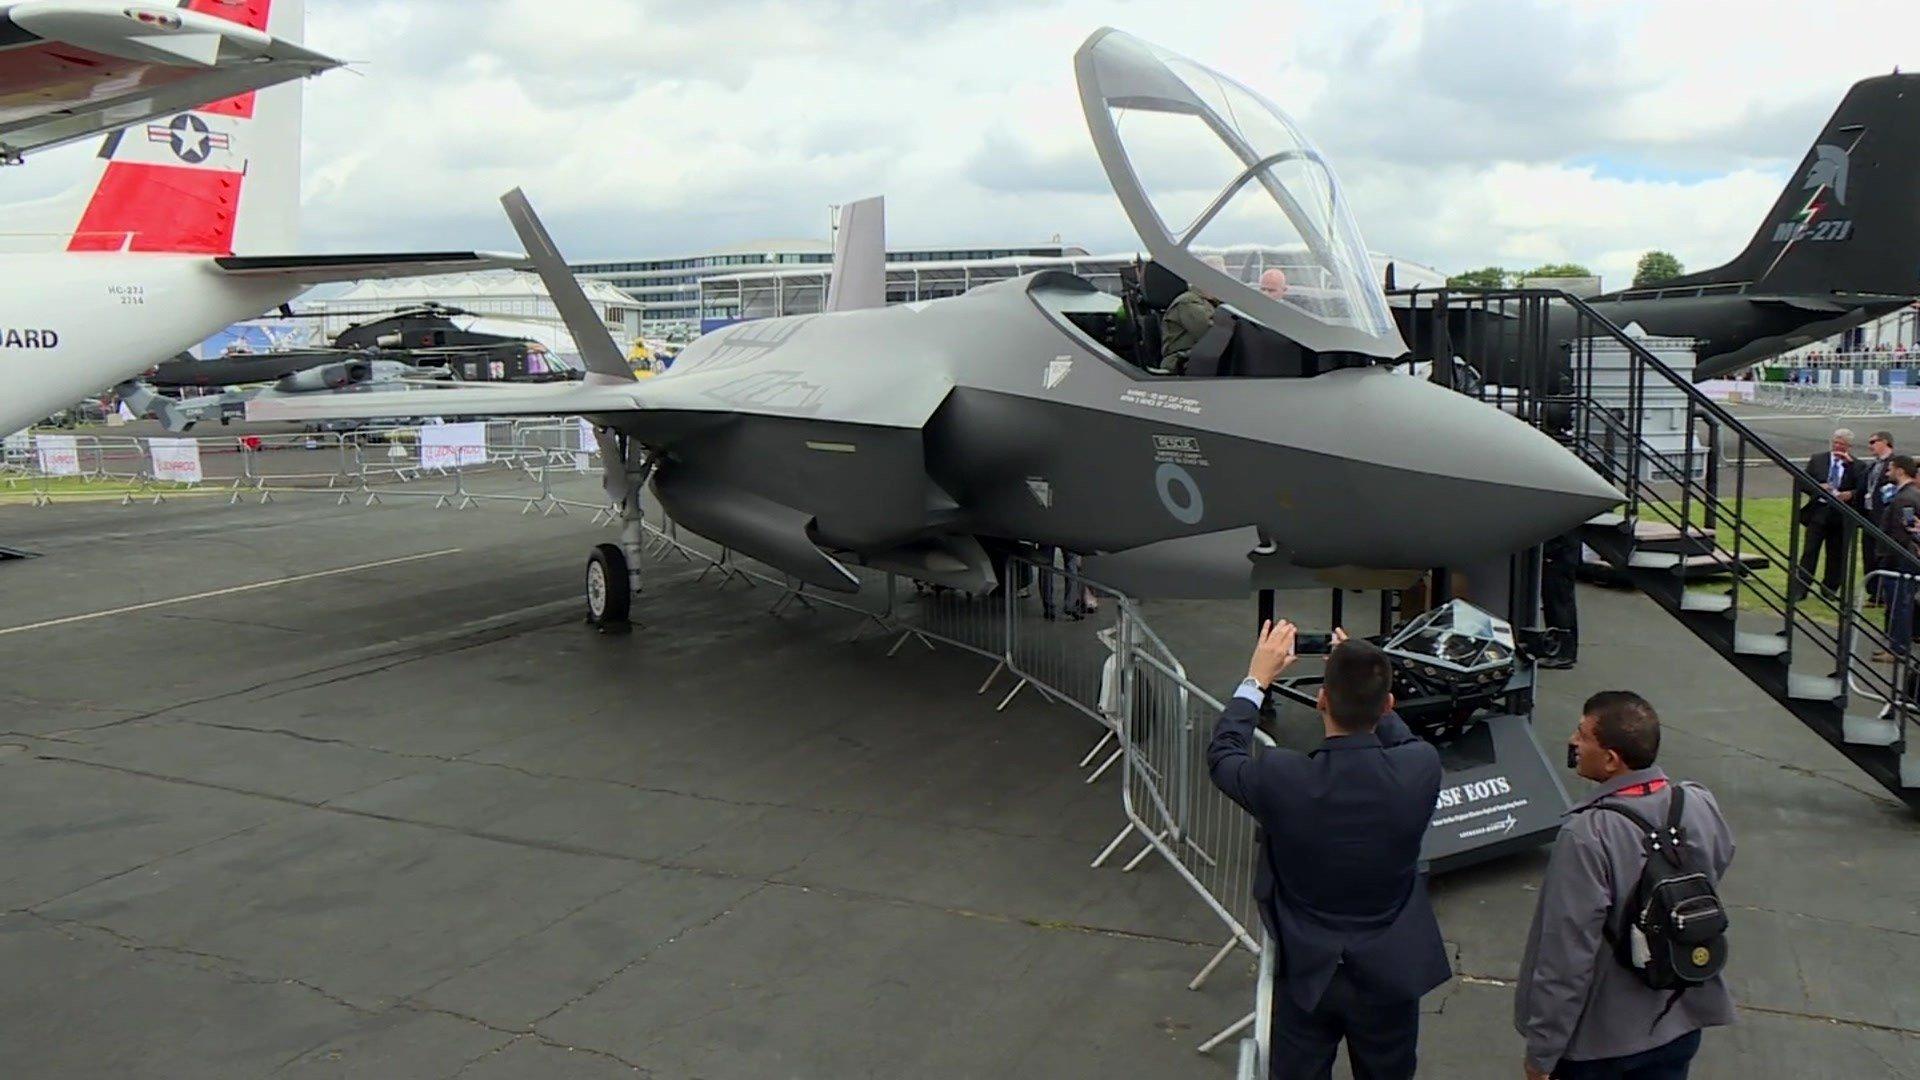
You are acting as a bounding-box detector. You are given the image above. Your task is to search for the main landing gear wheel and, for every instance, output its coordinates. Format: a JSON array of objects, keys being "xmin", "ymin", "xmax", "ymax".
[{"xmin": 586, "ymin": 543, "xmax": 632, "ymax": 631}]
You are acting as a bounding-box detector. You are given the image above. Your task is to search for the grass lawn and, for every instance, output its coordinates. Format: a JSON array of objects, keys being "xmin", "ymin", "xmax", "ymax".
[
  {"xmin": 0, "ymin": 474, "xmax": 221, "ymax": 504},
  {"xmin": 1641, "ymin": 494, "xmax": 1871, "ymax": 621}
]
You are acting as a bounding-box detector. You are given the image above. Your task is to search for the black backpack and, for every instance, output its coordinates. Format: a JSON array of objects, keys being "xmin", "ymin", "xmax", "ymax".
[{"xmin": 1585, "ymin": 785, "xmax": 1730, "ymax": 1015}]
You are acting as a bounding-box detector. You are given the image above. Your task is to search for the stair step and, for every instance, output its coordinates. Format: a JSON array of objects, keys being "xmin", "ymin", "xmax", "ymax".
[
  {"xmin": 1733, "ymin": 631, "xmax": 1789, "ymax": 658},
  {"xmin": 1844, "ymin": 713, "xmax": 1901, "ymax": 746},
  {"xmin": 1680, "ymin": 592, "xmax": 1735, "ymax": 614},
  {"xmin": 1903, "ymin": 754, "xmax": 1920, "ymax": 789},
  {"xmin": 1629, "ymin": 550, "xmax": 1685, "ymax": 571},
  {"xmin": 1634, "ymin": 521, "xmax": 1713, "ymax": 541},
  {"xmin": 1787, "ymin": 673, "xmax": 1844, "ymax": 703},
  {"xmin": 1587, "ymin": 512, "xmax": 1627, "ymax": 529}
]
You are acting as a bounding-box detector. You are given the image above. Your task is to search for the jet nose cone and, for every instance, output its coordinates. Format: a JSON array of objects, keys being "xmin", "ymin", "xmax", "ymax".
[{"xmin": 1273, "ymin": 370, "xmax": 1621, "ymax": 569}]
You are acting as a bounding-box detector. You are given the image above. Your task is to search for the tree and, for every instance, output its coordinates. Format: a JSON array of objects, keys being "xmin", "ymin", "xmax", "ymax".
[
  {"xmin": 1522, "ymin": 262, "xmax": 1594, "ymax": 281},
  {"xmin": 1446, "ymin": 266, "xmax": 1512, "ymax": 289},
  {"xmin": 1632, "ymin": 250, "xmax": 1685, "ymax": 288}
]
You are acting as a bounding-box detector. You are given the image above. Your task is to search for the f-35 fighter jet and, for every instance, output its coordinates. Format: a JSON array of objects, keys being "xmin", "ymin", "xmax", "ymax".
[{"xmin": 252, "ymin": 28, "xmax": 1620, "ymax": 625}]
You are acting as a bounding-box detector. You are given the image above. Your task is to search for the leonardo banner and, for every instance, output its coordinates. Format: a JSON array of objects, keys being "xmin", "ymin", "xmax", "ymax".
[
  {"xmin": 35, "ymin": 434, "xmax": 79, "ymax": 476},
  {"xmin": 148, "ymin": 438, "xmax": 204, "ymax": 484},
  {"xmin": 420, "ymin": 422, "xmax": 488, "ymax": 471}
]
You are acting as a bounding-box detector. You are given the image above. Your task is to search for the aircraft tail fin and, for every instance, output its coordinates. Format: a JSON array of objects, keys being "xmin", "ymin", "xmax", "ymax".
[
  {"xmin": 500, "ymin": 188, "xmax": 634, "ymax": 384},
  {"xmin": 17, "ymin": 0, "xmax": 304, "ymax": 255},
  {"xmin": 115, "ymin": 382, "xmax": 198, "ymax": 433},
  {"xmin": 1672, "ymin": 73, "xmax": 1920, "ymax": 297},
  {"xmin": 825, "ymin": 196, "xmax": 886, "ymax": 312}
]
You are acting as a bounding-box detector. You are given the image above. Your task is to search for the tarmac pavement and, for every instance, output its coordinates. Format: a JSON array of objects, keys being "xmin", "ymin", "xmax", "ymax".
[{"xmin": 2, "ymin": 477, "xmax": 1917, "ymax": 1078}]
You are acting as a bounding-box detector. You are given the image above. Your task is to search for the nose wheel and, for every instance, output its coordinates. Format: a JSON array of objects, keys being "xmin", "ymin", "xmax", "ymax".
[{"xmin": 586, "ymin": 543, "xmax": 632, "ymax": 630}]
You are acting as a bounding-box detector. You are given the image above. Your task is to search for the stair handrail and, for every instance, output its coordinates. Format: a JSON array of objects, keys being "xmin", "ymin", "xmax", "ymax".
[
  {"xmin": 1554, "ymin": 289, "xmax": 1920, "ymax": 586},
  {"xmin": 1400, "ymin": 284, "xmax": 1920, "ymax": 587}
]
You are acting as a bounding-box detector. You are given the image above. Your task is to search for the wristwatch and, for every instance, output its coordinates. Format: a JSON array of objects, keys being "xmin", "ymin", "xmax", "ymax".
[{"xmin": 1239, "ymin": 676, "xmax": 1266, "ymax": 697}]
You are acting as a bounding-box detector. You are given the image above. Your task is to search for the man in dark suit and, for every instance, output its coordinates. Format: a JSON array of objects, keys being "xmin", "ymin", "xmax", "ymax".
[
  {"xmin": 1857, "ymin": 431, "xmax": 1896, "ymax": 605},
  {"xmin": 1208, "ymin": 621, "xmax": 1451, "ymax": 1079},
  {"xmin": 1795, "ymin": 428, "xmax": 1863, "ymax": 599}
]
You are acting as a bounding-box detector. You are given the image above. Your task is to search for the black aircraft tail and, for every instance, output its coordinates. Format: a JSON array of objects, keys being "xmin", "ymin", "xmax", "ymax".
[{"xmin": 1670, "ymin": 73, "xmax": 1920, "ymax": 297}]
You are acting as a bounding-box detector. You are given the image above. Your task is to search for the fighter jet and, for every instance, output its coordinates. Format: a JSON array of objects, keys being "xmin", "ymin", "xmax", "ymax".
[
  {"xmin": 251, "ymin": 28, "xmax": 1621, "ymax": 625},
  {"xmin": 0, "ymin": 0, "xmax": 340, "ymax": 164},
  {"xmin": 1407, "ymin": 72, "xmax": 1920, "ymax": 381},
  {"xmin": 118, "ymin": 354, "xmax": 452, "ymax": 431}
]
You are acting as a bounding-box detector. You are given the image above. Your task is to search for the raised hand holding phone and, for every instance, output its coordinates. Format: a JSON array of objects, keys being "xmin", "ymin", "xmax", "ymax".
[{"xmin": 1248, "ymin": 620, "xmax": 1297, "ymax": 688}]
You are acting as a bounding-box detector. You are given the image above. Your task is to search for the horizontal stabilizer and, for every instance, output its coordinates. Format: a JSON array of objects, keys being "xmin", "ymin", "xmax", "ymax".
[
  {"xmin": 1752, "ymin": 296, "xmax": 1851, "ymax": 314},
  {"xmin": 0, "ymin": 1, "xmax": 341, "ymax": 162},
  {"xmin": 245, "ymin": 381, "xmax": 644, "ymax": 423},
  {"xmin": 213, "ymin": 252, "xmax": 530, "ymax": 285}
]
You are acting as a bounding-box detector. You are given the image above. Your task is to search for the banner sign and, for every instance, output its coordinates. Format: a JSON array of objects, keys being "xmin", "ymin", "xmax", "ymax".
[
  {"xmin": 148, "ymin": 437, "xmax": 204, "ymax": 484},
  {"xmin": 575, "ymin": 418, "xmax": 597, "ymax": 471},
  {"xmin": 420, "ymin": 422, "xmax": 488, "ymax": 470},
  {"xmin": 35, "ymin": 434, "xmax": 79, "ymax": 476},
  {"xmin": 1890, "ymin": 388, "xmax": 1920, "ymax": 415},
  {"xmin": 3, "ymin": 430, "xmax": 29, "ymax": 458}
]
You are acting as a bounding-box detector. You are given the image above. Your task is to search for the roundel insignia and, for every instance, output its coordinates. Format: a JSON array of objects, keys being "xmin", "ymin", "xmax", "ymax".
[
  {"xmin": 1691, "ymin": 946, "xmax": 1711, "ymax": 967},
  {"xmin": 1155, "ymin": 462, "xmax": 1204, "ymax": 524},
  {"xmin": 145, "ymin": 113, "xmax": 231, "ymax": 164}
]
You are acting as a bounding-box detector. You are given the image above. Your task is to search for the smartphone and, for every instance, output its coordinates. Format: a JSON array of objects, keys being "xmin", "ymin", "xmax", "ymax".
[{"xmin": 1296, "ymin": 632, "xmax": 1333, "ymax": 655}]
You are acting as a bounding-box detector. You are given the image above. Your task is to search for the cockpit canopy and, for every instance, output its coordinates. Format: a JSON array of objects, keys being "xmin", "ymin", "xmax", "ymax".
[{"xmin": 1075, "ymin": 28, "xmax": 1405, "ymax": 359}]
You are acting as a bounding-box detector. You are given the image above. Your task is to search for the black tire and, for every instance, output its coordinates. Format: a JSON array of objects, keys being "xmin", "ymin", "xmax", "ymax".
[{"xmin": 586, "ymin": 543, "xmax": 631, "ymax": 627}]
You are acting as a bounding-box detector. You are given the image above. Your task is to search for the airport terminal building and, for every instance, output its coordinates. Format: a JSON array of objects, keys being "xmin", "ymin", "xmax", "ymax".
[
  {"xmin": 699, "ymin": 250, "xmax": 1443, "ymax": 333},
  {"xmin": 572, "ymin": 241, "xmax": 1093, "ymax": 339}
]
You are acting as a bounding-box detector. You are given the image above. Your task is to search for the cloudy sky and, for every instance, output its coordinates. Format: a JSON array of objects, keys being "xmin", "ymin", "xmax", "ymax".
[{"xmin": 9, "ymin": 0, "xmax": 1918, "ymax": 288}]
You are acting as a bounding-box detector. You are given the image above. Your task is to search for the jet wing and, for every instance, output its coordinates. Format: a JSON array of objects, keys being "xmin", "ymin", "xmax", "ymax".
[
  {"xmin": 212, "ymin": 252, "xmax": 532, "ymax": 285},
  {"xmin": 0, "ymin": 0, "xmax": 341, "ymax": 163},
  {"xmin": 1751, "ymin": 296, "xmax": 1852, "ymax": 315},
  {"xmin": 245, "ymin": 381, "xmax": 653, "ymax": 423}
]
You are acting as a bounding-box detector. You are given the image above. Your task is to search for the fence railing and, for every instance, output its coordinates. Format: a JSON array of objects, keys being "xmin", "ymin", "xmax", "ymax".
[{"xmin": 1746, "ymin": 381, "xmax": 1893, "ymax": 415}]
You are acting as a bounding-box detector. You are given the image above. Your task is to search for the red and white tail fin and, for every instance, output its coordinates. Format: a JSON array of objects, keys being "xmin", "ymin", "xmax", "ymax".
[{"xmin": 14, "ymin": 0, "xmax": 303, "ymax": 255}]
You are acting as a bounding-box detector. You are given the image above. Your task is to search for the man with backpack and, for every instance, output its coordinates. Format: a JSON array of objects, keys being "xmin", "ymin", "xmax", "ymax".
[{"xmin": 1515, "ymin": 691, "xmax": 1736, "ymax": 1079}]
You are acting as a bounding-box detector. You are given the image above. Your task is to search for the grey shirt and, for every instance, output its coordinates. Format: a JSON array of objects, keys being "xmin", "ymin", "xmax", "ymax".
[{"xmin": 1514, "ymin": 767, "xmax": 1737, "ymax": 1070}]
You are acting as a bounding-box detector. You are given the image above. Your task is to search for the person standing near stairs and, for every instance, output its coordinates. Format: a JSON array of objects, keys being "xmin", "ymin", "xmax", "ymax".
[
  {"xmin": 1872, "ymin": 455, "xmax": 1920, "ymax": 666},
  {"xmin": 1857, "ymin": 432, "xmax": 1896, "ymax": 607},
  {"xmin": 1793, "ymin": 429, "xmax": 1862, "ymax": 601}
]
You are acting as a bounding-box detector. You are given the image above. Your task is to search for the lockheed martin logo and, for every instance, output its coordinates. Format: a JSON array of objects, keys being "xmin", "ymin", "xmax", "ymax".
[
  {"xmin": 1044, "ymin": 357, "xmax": 1072, "ymax": 390},
  {"xmin": 147, "ymin": 114, "xmax": 230, "ymax": 164},
  {"xmin": 1805, "ymin": 143, "xmax": 1850, "ymax": 205}
]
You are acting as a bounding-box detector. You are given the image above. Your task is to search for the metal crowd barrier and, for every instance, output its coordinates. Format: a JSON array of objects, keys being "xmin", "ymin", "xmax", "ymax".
[
  {"xmin": 1747, "ymin": 381, "xmax": 1892, "ymax": 415},
  {"xmin": 2, "ymin": 423, "xmax": 598, "ymax": 512}
]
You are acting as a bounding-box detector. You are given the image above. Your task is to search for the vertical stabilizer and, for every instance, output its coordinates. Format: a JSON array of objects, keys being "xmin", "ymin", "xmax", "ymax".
[
  {"xmin": 825, "ymin": 196, "xmax": 886, "ymax": 312},
  {"xmin": 1670, "ymin": 73, "xmax": 1920, "ymax": 296},
  {"xmin": 9, "ymin": 0, "xmax": 303, "ymax": 255}
]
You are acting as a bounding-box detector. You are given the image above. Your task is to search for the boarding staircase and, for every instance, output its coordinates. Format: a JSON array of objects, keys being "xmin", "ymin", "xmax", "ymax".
[{"xmin": 1399, "ymin": 287, "xmax": 1920, "ymax": 809}]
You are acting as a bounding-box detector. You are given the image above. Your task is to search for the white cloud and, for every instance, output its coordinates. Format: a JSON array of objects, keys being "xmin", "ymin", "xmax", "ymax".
[{"xmin": 4, "ymin": 0, "xmax": 1917, "ymax": 290}]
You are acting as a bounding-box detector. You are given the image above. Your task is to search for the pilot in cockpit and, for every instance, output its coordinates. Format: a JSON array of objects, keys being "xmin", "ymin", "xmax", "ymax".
[{"xmin": 1160, "ymin": 254, "xmax": 1228, "ymax": 374}]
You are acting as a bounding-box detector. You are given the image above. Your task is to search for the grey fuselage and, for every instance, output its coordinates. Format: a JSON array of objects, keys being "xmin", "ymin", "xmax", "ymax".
[{"xmin": 604, "ymin": 272, "xmax": 1619, "ymax": 591}]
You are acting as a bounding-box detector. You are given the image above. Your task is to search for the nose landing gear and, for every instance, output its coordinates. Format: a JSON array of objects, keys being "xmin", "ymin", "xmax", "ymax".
[
  {"xmin": 583, "ymin": 428, "xmax": 651, "ymax": 634},
  {"xmin": 586, "ymin": 543, "xmax": 631, "ymax": 628}
]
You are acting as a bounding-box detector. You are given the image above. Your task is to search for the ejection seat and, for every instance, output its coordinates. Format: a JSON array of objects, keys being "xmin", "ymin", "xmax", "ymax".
[{"xmin": 1119, "ymin": 260, "xmax": 1189, "ymax": 372}]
